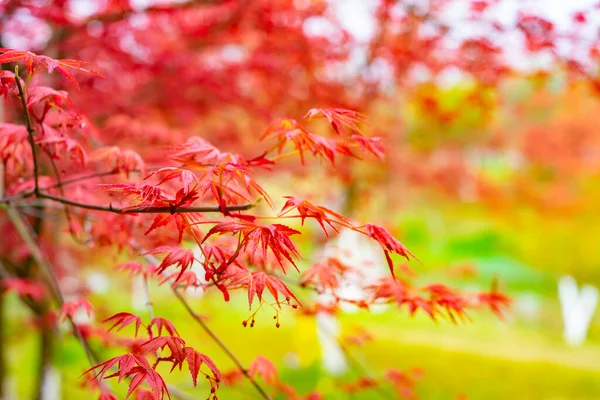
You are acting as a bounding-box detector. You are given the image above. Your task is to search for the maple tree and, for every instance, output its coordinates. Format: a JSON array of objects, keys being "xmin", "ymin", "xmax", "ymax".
[{"xmin": 0, "ymin": 1, "xmax": 597, "ymax": 399}]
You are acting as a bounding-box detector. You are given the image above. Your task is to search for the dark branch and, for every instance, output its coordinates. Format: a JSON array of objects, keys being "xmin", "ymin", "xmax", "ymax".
[
  {"xmin": 37, "ymin": 192, "xmax": 254, "ymax": 214},
  {"xmin": 14, "ymin": 67, "xmax": 40, "ymax": 196}
]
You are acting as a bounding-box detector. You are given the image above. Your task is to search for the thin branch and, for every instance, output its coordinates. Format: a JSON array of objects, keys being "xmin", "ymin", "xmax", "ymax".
[
  {"xmin": 0, "ymin": 167, "xmax": 156, "ymax": 204},
  {"xmin": 37, "ymin": 192, "xmax": 255, "ymax": 214},
  {"xmin": 142, "ymin": 276, "xmax": 155, "ymax": 321},
  {"xmin": 41, "ymin": 127, "xmax": 88, "ymax": 245},
  {"xmin": 1, "ymin": 190, "xmax": 255, "ymax": 214},
  {"xmin": 0, "ymin": 189, "xmax": 35, "ymax": 204},
  {"xmin": 44, "ymin": 168, "xmax": 152, "ymax": 189},
  {"xmin": 137, "ymin": 249, "xmax": 271, "ymax": 400},
  {"xmin": 14, "ymin": 67, "xmax": 40, "ymax": 196}
]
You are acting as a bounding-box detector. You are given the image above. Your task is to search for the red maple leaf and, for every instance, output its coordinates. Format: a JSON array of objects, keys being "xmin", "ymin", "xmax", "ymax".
[
  {"xmin": 85, "ymin": 353, "xmax": 170, "ymax": 399},
  {"xmin": 226, "ymin": 270, "xmax": 300, "ymax": 310},
  {"xmin": 146, "ymin": 246, "xmax": 196, "ymax": 276},
  {"xmin": 477, "ymin": 278, "xmax": 511, "ymax": 318},
  {"xmin": 90, "ymin": 146, "xmax": 145, "ymax": 177},
  {"xmin": 0, "ymin": 49, "xmax": 103, "ymax": 89},
  {"xmin": 248, "ymin": 356, "xmax": 278, "ymax": 386},
  {"xmin": 359, "ymin": 224, "xmax": 419, "ymax": 280},
  {"xmin": 149, "ymin": 317, "xmax": 180, "ymax": 338},
  {"xmin": 185, "ymin": 347, "xmax": 222, "ymax": 388},
  {"xmin": 304, "ymin": 108, "xmax": 367, "ymax": 136},
  {"xmin": 60, "ymin": 299, "xmax": 94, "ymax": 321},
  {"xmin": 279, "ymin": 196, "xmax": 352, "ymax": 234},
  {"xmin": 203, "ymin": 220, "xmax": 301, "ymax": 271},
  {"xmin": 301, "ymin": 257, "xmax": 350, "ymax": 292},
  {"xmin": 2, "ymin": 278, "xmax": 46, "ymax": 300},
  {"xmin": 351, "ymin": 135, "xmax": 386, "ymax": 160},
  {"xmin": 102, "ymin": 312, "xmax": 144, "ymax": 337}
]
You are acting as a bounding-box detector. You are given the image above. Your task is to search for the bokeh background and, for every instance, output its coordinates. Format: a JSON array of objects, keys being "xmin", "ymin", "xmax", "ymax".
[{"xmin": 2, "ymin": 0, "xmax": 600, "ymax": 399}]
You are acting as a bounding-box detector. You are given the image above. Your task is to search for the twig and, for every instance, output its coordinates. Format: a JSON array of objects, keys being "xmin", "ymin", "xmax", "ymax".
[
  {"xmin": 14, "ymin": 67, "xmax": 40, "ymax": 196},
  {"xmin": 36, "ymin": 192, "xmax": 255, "ymax": 214},
  {"xmin": 142, "ymin": 277, "xmax": 155, "ymax": 321},
  {"xmin": 41, "ymin": 128, "xmax": 88, "ymax": 245},
  {"xmin": 44, "ymin": 168, "xmax": 151, "ymax": 189},
  {"xmin": 0, "ymin": 191, "xmax": 255, "ymax": 214}
]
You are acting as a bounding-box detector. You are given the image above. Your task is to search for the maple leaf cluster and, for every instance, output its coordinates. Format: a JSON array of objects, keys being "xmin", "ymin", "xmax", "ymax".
[
  {"xmin": 3, "ymin": 0, "xmax": 594, "ymax": 398},
  {"xmin": 0, "ymin": 47, "xmax": 512, "ymax": 400}
]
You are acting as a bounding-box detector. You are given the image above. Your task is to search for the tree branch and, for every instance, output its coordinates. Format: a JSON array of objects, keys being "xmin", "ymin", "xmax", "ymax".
[
  {"xmin": 0, "ymin": 191, "xmax": 255, "ymax": 214},
  {"xmin": 14, "ymin": 67, "xmax": 40, "ymax": 196},
  {"xmin": 37, "ymin": 192, "xmax": 255, "ymax": 214}
]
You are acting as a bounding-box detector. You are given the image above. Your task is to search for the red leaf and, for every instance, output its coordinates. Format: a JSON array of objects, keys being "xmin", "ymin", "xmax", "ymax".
[
  {"xmin": 146, "ymin": 246, "xmax": 195, "ymax": 275},
  {"xmin": 301, "ymin": 257, "xmax": 350, "ymax": 291},
  {"xmin": 0, "ymin": 49, "xmax": 103, "ymax": 89},
  {"xmin": 102, "ymin": 312, "xmax": 144, "ymax": 337},
  {"xmin": 185, "ymin": 347, "xmax": 222, "ymax": 387},
  {"xmin": 304, "ymin": 108, "xmax": 367, "ymax": 136},
  {"xmin": 225, "ymin": 271, "xmax": 300, "ymax": 310},
  {"xmin": 149, "ymin": 317, "xmax": 180, "ymax": 337},
  {"xmin": 477, "ymin": 278, "xmax": 511, "ymax": 318},
  {"xmin": 90, "ymin": 146, "xmax": 145, "ymax": 177},
  {"xmin": 248, "ymin": 356, "xmax": 278, "ymax": 386},
  {"xmin": 85, "ymin": 353, "xmax": 170, "ymax": 400},
  {"xmin": 351, "ymin": 135, "xmax": 386, "ymax": 160},
  {"xmin": 279, "ymin": 196, "xmax": 351, "ymax": 234},
  {"xmin": 2, "ymin": 278, "xmax": 46, "ymax": 300},
  {"xmin": 115, "ymin": 262, "xmax": 145, "ymax": 277},
  {"xmin": 60, "ymin": 299, "xmax": 94, "ymax": 321},
  {"xmin": 360, "ymin": 224, "xmax": 419, "ymax": 279},
  {"xmin": 135, "ymin": 336, "xmax": 186, "ymax": 364},
  {"xmin": 204, "ymin": 220, "xmax": 301, "ymax": 271}
]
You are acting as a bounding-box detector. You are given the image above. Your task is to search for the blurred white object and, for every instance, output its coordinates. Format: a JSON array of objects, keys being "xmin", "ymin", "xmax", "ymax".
[
  {"xmin": 316, "ymin": 312, "xmax": 347, "ymax": 376},
  {"xmin": 316, "ymin": 227, "xmax": 388, "ymax": 374},
  {"xmin": 131, "ymin": 275, "xmax": 147, "ymax": 312},
  {"xmin": 558, "ymin": 275, "xmax": 598, "ymax": 346},
  {"xmin": 514, "ymin": 292, "xmax": 541, "ymax": 321},
  {"xmin": 319, "ymin": 228, "xmax": 388, "ymax": 314},
  {"xmin": 40, "ymin": 366, "xmax": 60, "ymax": 400},
  {"xmin": 186, "ymin": 246, "xmax": 208, "ymax": 298},
  {"xmin": 86, "ymin": 272, "xmax": 110, "ymax": 294}
]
